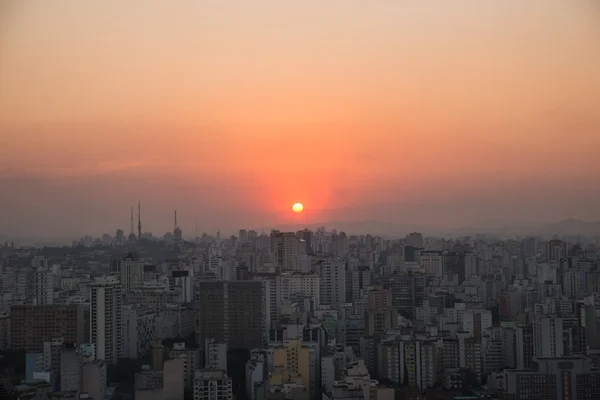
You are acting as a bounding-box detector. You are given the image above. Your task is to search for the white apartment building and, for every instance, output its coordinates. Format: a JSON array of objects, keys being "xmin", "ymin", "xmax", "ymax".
[
  {"xmin": 533, "ymin": 316, "xmax": 564, "ymax": 358},
  {"xmin": 318, "ymin": 259, "xmax": 346, "ymax": 313},
  {"xmin": 111, "ymin": 254, "xmax": 144, "ymax": 293},
  {"xmin": 193, "ymin": 369, "xmax": 233, "ymax": 400},
  {"xmin": 276, "ymin": 272, "xmax": 320, "ymax": 307},
  {"xmin": 536, "ymin": 262, "xmax": 558, "ymax": 285},
  {"xmin": 171, "ymin": 268, "xmax": 194, "ymax": 303},
  {"xmin": 415, "ymin": 300, "xmax": 437, "ymax": 323},
  {"xmin": 30, "ymin": 266, "xmax": 54, "ymax": 305},
  {"xmin": 205, "ymin": 340, "xmax": 227, "ymax": 371},
  {"xmin": 90, "ymin": 276, "xmax": 123, "ymax": 364},
  {"xmin": 15, "ymin": 257, "xmax": 54, "ymax": 305},
  {"xmin": 461, "ymin": 309, "xmax": 493, "ymax": 337},
  {"xmin": 421, "ymin": 251, "xmax": 444, "ymax": 279},
  {"xmin": 464, "ymin": 252, "xmax": 477, "ymax": 278},
  {"xmin": 169, "ymin": 341, "xmax": 201, "ymax": 390},
  {"xmin": 245, "ymin": 351, "xmax": 267, "ymax": 400},
  {"xmin": 122, "ymin": 305, "xmax": 156, "ymax": 359}
]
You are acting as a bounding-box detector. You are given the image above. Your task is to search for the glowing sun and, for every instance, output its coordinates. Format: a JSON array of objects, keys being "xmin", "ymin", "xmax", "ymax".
[{"xmin": 292, "ymin": 203, "xmax": 304, "ymax": 213}]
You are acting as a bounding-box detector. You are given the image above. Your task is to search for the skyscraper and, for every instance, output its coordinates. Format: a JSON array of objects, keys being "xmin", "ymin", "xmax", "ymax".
[
  {"xmin": 90, "ymin": 276, "xmax": 123, "ymax": 364},
  {"xmin": 110, "ymin": 252, "xmax": 144, "ymax": 293},
  {"xmin": 15, "ymin": 257, "xmax": 54, "ymax": 305},
  {"xmin": 272, "ymin": 232, "xmax": 302, "ymax": 272},
  {"xmin": 10, "ymin": 304, "xmax": 85, "ymax": 352},
  {"xmin": 196, "ymin": 281, "xmax": 269, "ymax": 349},
  {"xmin": 318, "ymin": 259, "xmax": 346, "ymax": 313}
]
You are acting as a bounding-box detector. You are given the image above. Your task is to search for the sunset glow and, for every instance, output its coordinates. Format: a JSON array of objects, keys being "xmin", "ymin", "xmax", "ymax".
[
  {"xmin": 292, "ymin": 203, "xmax": 304, "ymax": 213},
  {"xmin": 0, "ymin": 0, "xmax": 599, "ymax": 237}
]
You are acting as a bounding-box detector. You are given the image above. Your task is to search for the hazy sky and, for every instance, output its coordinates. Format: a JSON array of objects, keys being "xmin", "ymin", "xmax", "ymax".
[{"xmin": 1, "ymin": 0, "xmax": 599, "ymax": 237}]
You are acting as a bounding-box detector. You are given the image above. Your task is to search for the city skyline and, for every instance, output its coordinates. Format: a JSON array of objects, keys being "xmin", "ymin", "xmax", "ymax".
[
  {"xmin": 4, "ymin": 3, "xmax": 600, "ymax": 399},
  {"xmin": 1, "ymin": 0, "xmax": 599, "ymax": 236}
]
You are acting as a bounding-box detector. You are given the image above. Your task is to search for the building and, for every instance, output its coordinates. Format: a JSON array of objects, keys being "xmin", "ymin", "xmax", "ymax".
[
  {"xmin": 81, "ymin": 360, "xmax": 107, "ymax": 400},
  {"xmin": 421, "ymin": 251, "xmax": 444, "ymax": 279},
  {"xmin": 275, "ymin": 272, "xmax": 320, "ymax": 308},
  {"xmin": 462, "ymin": 309, "xmax": 493, "ymax": 338},
  {"xmin": 110, "ymin": 252, "xmax": 144, "ymax": 293},
  {"xmin": 533, "ymin": 316, "xmax": 564, "ymax": 358},
  {"xmin": 15, "ymin": 258, "xmax": 54, "ymax": 305},
  {"xmin": 60, "ymin": 344, "xmax": 82, "ymax": 392},
  {"xmin": 193, "ymin": 369, "xmax": 233, "ymax": 400},
  {"xmin": 90, "ymin": 276, "xmax": 123, "ymax": 364},
  {"xmin": 270, "ymin": 339, "xmax": 316, "ymax": 397},
  {"xmin": 169, "ymin": 341, "xmax": 201, "ymax": 390},
  {"xmin": 272, "ymin": 232, "xmax": 302, "ymax": 272},
  {"xmin": 10, "ymin": 305, "xmax": 85, "ymax": 352},
  {"xmin": 205, "ymin": 339, "xmax": 227, "ymax": 371},
  {"xmin": 318, "ymin": 259, "xmax": 346, "ymax": 313},
  {"xmin": 163, "ymin": 358, "xmax": 185, "ymax": 400},
  {"xmin": 380, "ymin": 273, "xmax": 426, "ymax": 320},
  {"xmin": 122, "ymin": 305, "xmax": 156, "ymax": 359},
  {"xmin": 196, "ymin": 281, "xmax": 269, "ymax": 349},
  {"xmin": 504, "ymin": 357, "xmax": 600, "ymax": 400}
]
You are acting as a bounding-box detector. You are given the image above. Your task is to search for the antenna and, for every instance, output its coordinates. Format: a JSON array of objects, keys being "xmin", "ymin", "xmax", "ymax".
[
  {"xmin": 174, "ymin": 210, "xmax": 178, "ymax": 230},
  {"xmin": 137, "ymin": 201, "xmax": 142, "ymax": 240},
  {"xmin": 196, "ymin": 220, "xmax": 198, "ymax": 239},
  {"xmin": 130, "ymin": 207, "xmax": 134, "ymax": 235},
  {"xmin": 261, "ymin": 217, "xmax": 264, "ymax": 234}
]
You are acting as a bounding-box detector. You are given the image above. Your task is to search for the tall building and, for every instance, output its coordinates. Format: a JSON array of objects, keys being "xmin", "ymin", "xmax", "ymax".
[
  {"xmin": 193, "ymin": 369, "xmax": 233, "ymax": 400},
  {"xmin": 115, "ymin": 229, "xmax": 125, "ymax": 246},
  {"xmin": 421, "ymin": 251, "xmax": 443, "ymax": 279},
  {"xmin": 169, "ymin": 341, "xmax": 202, "ymax": 390},
  {"xmin": 270, "ymin": 339, "xmax": 318, "ymax": 397},
  {"xmin": 533, "ymin": 316, "xmax": 564, "ymax": 358},
  {"xmin": 462, "ymin": 309, "xmax": 493, "ymax": 338},
  {"xmin": 10, "ymin": 304, "xmax": 85, "ymax": 352},
  {"xmin": 505, "ymin": 357, "xmax": 600, "ymax": 400},
  {"xmin": 318, "ymin": 259, "xmax": 346, "ymax": 313},
  {"xmin": 381, "ymin": 273, "xmax": 426, "ymax": 320},
  {"xmin": 163, "ymin": 358, "xmax": 185, "ymax": 400},
  {"xmin": 196, "ymin": 281, "xmax": 269, "ymax": 349},
  {"xmin": 110, "ymin": 253, "xmax": 144, "ymax": 293},
  {"xmin": 365, "ymin": 286, "xmax": 397, "ymax": 336},
  {"xmin": 516, "ymin": 323, "xmax": 534, "ymax": 370},
  {"xmin": 171, "ymin": 267, "xmax": 194, "ymax": 303},
  {"xmin": 272, "ymin": 232, "xmax": 302, "ymax": 272},
  {"xmin": 174, "ymin": 211, "xmax": 183, "ymax": 242},
  {"xmin": 122, "ymin": 305, "xmax": 155, "ymax": 359},
  {"xmin": 15, "ymin": 257, "xmax": 54, "ymax": 305},
  {"xmin": 90, "ymin": 276, "xmax": 123, "ymax": 364},
  {"xmin": 82, "ymin": 360, "xmax": 107, "ymax": 400},
  {"xmin": 275, "ymin": 272, "xmax": 320, "ymax": 308},
  {"xmin": 405, "ymin": 232, "xmax": 424, "ymax": 248},
  {"xmin": 377, "ymin": 339, "xmax": 437, "ymax": 390},
  {"xmin": 296, "ymin": 229, "xmax": 314, "ymax": 254},
  {"xmin": 60, "ymin": 344, "xmax": 82, "ymax": 392}
]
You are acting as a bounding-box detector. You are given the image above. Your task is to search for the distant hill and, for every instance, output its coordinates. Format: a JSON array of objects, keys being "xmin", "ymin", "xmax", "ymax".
[
  {"xmin": 2, "ymin": 218, "xmax": 598, "ymax": 245},
  {"xmin": 271, "ymin": 218, "xmax": 600, "ymax": 238},
  {"xmin": 539, "ymin": 219, "xmax": 600, "ymax": 236},
  {"xmin": 271, "ymin": 220, "xmax": 426, "ymax": 237}
]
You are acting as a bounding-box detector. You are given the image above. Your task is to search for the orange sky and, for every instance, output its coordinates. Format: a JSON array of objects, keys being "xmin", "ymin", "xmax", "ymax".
[{"xmin": 0, "ymin": 0, "xmax": 599, "ymax": 237}]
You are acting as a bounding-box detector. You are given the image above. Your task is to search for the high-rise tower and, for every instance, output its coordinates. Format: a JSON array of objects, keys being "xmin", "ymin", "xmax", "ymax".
[
  {"xmin": 90, "ymin": 276, "xmax": 123, "ymax": 364},
  {"xmin": 137, "ymin": 201, "xmax": 142, "ymax": 240},
  {"xmin": 174, "ymin": 210, "xmax": 182, "ymax": 242},
  {"xmin": 128, "ymin": 207, "xmax": 137, "ymax": 244}
]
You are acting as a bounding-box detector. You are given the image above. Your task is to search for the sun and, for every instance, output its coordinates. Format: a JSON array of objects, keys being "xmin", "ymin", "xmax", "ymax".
[{"xmin": 292, "ymin": 203, "xmax": 304, "ymax": 213}]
